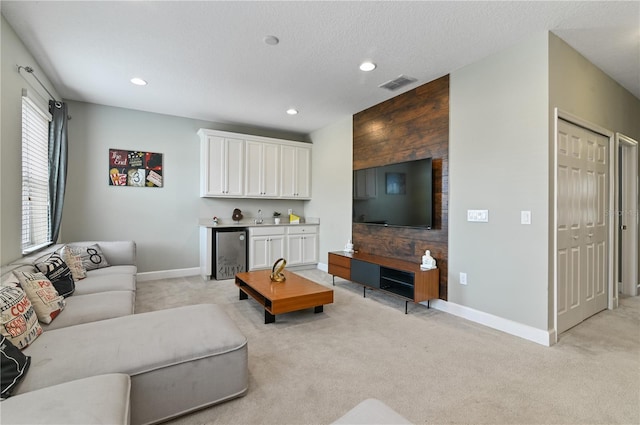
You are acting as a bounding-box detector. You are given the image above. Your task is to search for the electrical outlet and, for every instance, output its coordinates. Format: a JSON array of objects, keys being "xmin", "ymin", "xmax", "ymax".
[
  {"xmin": 521, "ymin": 210, "xmax": 532, "ymax": 225},
  {"xmin": 467, "ymin": 210, "xmax": 489, "ymax": 222},
  {"xmin": 460, "ymin": 272, "xmax": 467, "ymax": 285},
  {"xmin": 287, "ymin": 209, "xmax": 293, "ymax": 215}
]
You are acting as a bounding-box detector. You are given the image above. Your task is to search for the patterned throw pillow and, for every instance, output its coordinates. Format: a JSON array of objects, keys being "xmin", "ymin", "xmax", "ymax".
[
  {"xmin": 13, "ymin": 271, "xmax": 65, "ymax": 324},
  {"xmin": 66, "ymin": 244, "xmax": 110, "ymax": 271},
  {"xmin": 0, "ymin": 286, "xmax": 43, "ymax": 349},
  {"xmin": 35, "ymin": 253, "xmax": 75, "ymax": 297},
  {"xmin": 1, "ymin": 335, "xmax": 31, "ymax": 399},
  {"xmin": 60, "ymin": 245, "xmax": 87, "ymax": 281}
]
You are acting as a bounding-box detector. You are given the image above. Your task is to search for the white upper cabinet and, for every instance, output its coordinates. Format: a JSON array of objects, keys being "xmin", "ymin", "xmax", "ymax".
[
  {"xmin": 199, "ymin": 132, "xmax": 244, "ymax": 197},
  {"xmin": 245, "ymin": 141, "xmax": 280, "ymax": 198},
  {"xmin": 199, "ymin": 128, "xmax": 311, "ymax": 199},
  {"xmin": 280, "ymin": 144, "xmax": 311, "ymax": 199}
]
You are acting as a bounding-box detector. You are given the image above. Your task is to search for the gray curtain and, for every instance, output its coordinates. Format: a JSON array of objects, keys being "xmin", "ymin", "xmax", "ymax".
[{"xmin": 48, "ymin": 100, "xmax": 68, "ymax": 242}]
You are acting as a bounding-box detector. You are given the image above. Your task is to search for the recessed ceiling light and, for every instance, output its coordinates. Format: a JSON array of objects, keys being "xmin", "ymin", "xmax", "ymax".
[
  {"xmin": 359, "ymin": 61, "xmax": 376, "ymax": 72},
  {"xmin": 286, "ymin": 108, "xmax": 298, "ymax": 115},
  {"xmin": 264, "ymin": 35, "xmax": 280, "ymax": 46},
  {"xmin": 130, "ymin": 77, "xmax": 147, "ymax": 86}
]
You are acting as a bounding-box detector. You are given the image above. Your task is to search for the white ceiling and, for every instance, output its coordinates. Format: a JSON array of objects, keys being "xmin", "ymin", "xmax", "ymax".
[{"xmin": 2, "ymin": 1, "xmax": 639, "ymax": 136}]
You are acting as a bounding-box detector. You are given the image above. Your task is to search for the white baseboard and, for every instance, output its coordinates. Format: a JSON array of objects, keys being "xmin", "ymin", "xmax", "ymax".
[
  {"xmin": 136, "ymin": 267, "xmax": 200, "ymax": 282},
  {"xmin": 426, "ymin": 299, "xmax": 555, "ymax": 346},
  {"xmin": 317, "ymin": 262, "xmax": 328, "ymax": 272}
]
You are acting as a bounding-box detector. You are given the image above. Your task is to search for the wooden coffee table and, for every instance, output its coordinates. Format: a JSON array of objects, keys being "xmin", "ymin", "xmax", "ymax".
[{"xmin": 235, "ymin": 270, "xmax": 334, "ymax": 323}]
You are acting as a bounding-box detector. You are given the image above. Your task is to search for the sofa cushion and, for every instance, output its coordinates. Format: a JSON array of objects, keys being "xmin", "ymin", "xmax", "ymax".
[
  {"xmin": 86, "ymin": 264, "xmax": 137, "ymax": 277},
  {"xmin": 57, "ymin": 240, "xmax": 136, "ymax": 266},
  {"xmin": 1, "ymin": 335, "xmax": 31, "ymax": 399},
  {"xmin": 60, "ymin": 245, "xmax": 87, "ymax": 281},
  {"xmin": 13, "ymin": 271, "xmax": 65, "ymax": 324},
  {"xmin": 0, "ymin": 287, "xmax": 42, "ymax": 349},
  {"xmin": 41, "ymin": 291, "xmax": 135, "ymax": 331},
  {"xmin": 66, "ymin": 243, "xmax": 110, "ymax": 271},
  {"xmin": 73, "ymin": 273, "xmax": 136, "ymax": 296},
  {"xmin": 1, "ymin": 265, "xmax": 35, "ymax": 288},
  {"xmin": 35, "ymin": 253, "xmax": 75, "ymax": 297},
  {"xmin": 0, "ymin": 374, "xmax": 131, "ymax": 425}
]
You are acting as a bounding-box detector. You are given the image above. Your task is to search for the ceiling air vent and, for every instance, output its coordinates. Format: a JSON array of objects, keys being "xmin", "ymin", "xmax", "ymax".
[{"xmin": 378, "ymin": 75, "xmax": 417, "ymax": 91}]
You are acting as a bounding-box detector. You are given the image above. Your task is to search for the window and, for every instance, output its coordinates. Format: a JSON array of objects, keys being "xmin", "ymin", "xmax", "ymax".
[{"xmin": 21, "ymin": 93, "xmax": 52, "ymax": 253}]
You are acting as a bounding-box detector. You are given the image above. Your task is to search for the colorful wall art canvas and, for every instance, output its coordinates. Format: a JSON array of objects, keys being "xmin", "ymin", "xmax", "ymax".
[{"xmin": 109, "ymin": 149, "xmax": 163, "ymax": 187}]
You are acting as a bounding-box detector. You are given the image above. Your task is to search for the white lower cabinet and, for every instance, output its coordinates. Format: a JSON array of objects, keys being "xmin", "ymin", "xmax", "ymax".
[
  {"xmin": 248, "ymin": 227, "xmax": 285, "ymax": 270},
  {"xmin": 248, "ymin": 225, "xmax": 319, "ymax": 270},
  {"xmin": 286, "ymin": 225, "xmax": 318, "ymax": 266}
]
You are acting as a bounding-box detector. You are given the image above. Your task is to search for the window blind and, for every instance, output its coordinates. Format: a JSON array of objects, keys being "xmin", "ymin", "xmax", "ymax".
[{"xmin": 21, "ymin": 94, "xmax": 52, "ymax": 253}]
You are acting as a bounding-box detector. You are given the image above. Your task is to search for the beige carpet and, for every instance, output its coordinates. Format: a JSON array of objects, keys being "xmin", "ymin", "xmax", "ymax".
[{"xmin": 136, "ymin": 269, "xmax": 640, "ymax": 425}]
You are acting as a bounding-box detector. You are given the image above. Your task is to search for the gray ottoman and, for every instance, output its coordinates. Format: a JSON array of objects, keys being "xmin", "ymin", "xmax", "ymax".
[{"xmin": 20, "ymin": 304, "xmax": 248, "ymax": 425}]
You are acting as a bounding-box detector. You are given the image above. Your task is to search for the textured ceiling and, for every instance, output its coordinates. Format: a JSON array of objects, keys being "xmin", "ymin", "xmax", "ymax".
[{"xmin": 2, "ymin": 1, "xmax": 638, "ymax": 136}]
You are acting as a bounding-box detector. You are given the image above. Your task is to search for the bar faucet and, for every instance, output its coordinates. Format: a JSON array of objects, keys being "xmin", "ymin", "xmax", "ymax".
[{"xmin": 255, "ymin": 209, "xmax": 263, "ymax": 224}]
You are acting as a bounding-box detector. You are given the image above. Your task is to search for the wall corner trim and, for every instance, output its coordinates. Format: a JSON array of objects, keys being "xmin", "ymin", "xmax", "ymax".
[{"xmin": 426, "ymin": 299, "xmax": 554, "ymax": 346}]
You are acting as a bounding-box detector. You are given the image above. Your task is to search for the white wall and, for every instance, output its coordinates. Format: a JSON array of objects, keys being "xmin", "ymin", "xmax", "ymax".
[
  {"xmin": 307, "ymin": 116, "xmax": 353, "ymax": 267},
  {"xmin": 448, "ymin": 31, "xmax": 640, "ymax": 336},
  {"xmin": 549, "ymin": 33, "xmax": 640, "ymax": 141},
  {"xmin": 449, "ymin": 32, "xmax": 551, "ymax": 330},
  {"xmin": 548, "ymin": 33, "xmax": 640, "ymax": 325},
  {"xmin": 62, "ymin": 101, "xmax": 308, "ymax": 273},
  {"xmin": 1, "ymin": 16, "xmax": 60, "ymax": 264}
]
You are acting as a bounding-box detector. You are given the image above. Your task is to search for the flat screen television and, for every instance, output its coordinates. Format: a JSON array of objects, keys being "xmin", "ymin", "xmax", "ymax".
[{"xmin": 352, "ymin": 158, "xmax": 433, "ymax": 229}]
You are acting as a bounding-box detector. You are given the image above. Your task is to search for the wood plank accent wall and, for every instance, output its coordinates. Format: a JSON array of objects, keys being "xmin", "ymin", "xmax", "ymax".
[{"xmin": 352, "ymin": 75, "xmax": 449, "ymax": 300}]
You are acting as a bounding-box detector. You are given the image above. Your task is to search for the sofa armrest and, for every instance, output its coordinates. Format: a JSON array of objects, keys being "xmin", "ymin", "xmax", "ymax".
[{"xmin": 61, "ymin": 241, "xmax": 136, "ymax": 266}]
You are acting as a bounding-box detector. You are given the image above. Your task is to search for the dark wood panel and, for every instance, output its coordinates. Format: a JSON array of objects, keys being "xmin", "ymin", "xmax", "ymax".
[{"xmin": 352, "ymin": 74, "xmax": 449, "ymax": 300}]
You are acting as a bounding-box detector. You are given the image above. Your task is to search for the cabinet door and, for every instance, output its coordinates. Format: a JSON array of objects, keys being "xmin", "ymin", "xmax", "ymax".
[
  {"xmin": 249, "ymin": 236, "xmax": 270, "ymax": 270},
  {"xmin": 294, "ymin": 146, "xmax": 311, "ymax": 198},
  {"xmin": 351, "ymin": 259, "xmax": 380, "ymax": 288},
  {"xmin": 201, "ymin": 136, "xmax": 244, "ymax": 197},
  {"xmin": 245, "ymin": 141, "xmax": 279, "ymax": 197},
  {"xmin": 201, "ymin": 136, "xmax": 225, "ymax": 196},
  {"xmin": 262, "ymin": 143, "xmax": 280, "ymax": 197},
  {"xmin": 286, "ymin": 234, "xmax": 304, "ymax": 266},
  {"xmin": 245, "ymin": 141, "xmax": 263, "ymax": 197},
  {"xmin": 301, "ymin": 233, "xmax": 318, "ymax": 264},
  {"xmin": 225, "ymin": 138, "xmax": 245, "ymax": 196},
  {"xmin": 280, "ymin": 145, "xmax": 311, "ymax": 199},
  {"xmin": 269, "ymin": 235, "xmax": 286, "ymax": 264}
]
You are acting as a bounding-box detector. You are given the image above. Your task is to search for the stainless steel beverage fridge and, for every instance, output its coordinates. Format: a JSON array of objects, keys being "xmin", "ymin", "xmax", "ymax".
[{"xmin": 213, "ymin": 228, "xmax": 247, "ymax": 280}]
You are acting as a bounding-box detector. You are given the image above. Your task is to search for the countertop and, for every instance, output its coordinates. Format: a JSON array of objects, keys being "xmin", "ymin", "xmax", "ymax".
[{"xmin": 198, "ymin": 217, "xmax": 319, "ymax": 228}]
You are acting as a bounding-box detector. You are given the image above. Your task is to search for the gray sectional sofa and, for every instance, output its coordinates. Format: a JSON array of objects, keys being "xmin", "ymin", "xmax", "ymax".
[{"xmin": 1, "ymin": 241, "xmax": 248, "ymax": 425}]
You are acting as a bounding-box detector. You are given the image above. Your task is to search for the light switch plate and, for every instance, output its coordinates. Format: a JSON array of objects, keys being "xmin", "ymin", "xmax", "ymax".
[{"xmin": 467, "ymin": 209, "xmax": 489, "ymax": 222}]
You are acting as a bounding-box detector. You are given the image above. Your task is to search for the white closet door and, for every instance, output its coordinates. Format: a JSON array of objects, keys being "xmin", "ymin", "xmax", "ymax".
[{"xmin": 557, "ymin": 119, "xmax": 609, "ymax": 334}]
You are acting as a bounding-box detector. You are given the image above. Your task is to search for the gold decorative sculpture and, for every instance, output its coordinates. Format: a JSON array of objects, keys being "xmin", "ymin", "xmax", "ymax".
[{"xmin": 270, "ymin": 258, "xmax": 287, "ymax": 282}]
